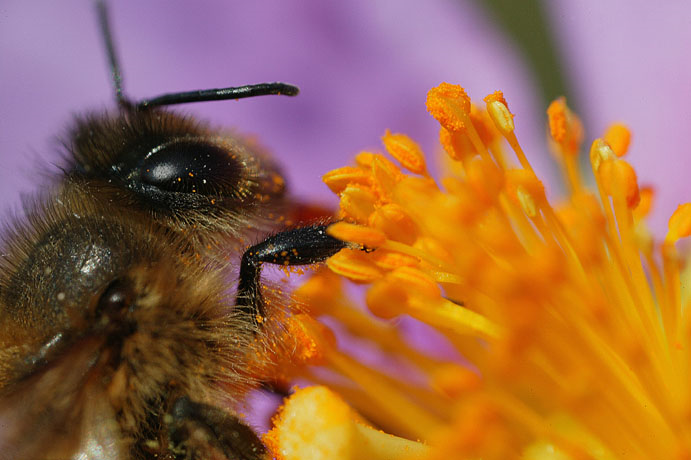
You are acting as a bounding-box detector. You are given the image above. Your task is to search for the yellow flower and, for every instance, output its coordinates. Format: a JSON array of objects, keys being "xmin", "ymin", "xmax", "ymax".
[{"xmin": 266, "ymin": 83, "xmax": 691, "ymax": 460}]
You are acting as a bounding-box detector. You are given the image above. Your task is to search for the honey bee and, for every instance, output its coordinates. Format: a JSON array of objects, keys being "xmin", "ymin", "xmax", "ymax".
[{"xmin": 0, "ymin": 2, "xmax": 348, "ymax": 459}]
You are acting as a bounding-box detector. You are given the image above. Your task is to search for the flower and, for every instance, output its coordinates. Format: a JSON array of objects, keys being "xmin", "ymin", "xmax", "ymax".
[{"xmin": 268, "ymin": 83, "xmax": 691, "ymax": 459}]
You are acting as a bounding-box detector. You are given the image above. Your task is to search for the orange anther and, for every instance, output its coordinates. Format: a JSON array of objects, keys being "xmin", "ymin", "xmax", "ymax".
[
  {"xmin": 370, "ymin": 249, "xmax": 420, "ymax": 270},
  {"xmin": 327, "ymin": 249, "xmax": 383, "ymax": 283},
  {"xmin": 322, "ymin": 166, "xmax": 372, "ymax": 194},
  {"xmin": 382, "ymin": 130, "xmax": 428, "ymax": 175},
  {"xmin": 354, "ymin": 151, "xmax": 376, "ymax": 168},
  {"xmin": 426, "ymin": 83, "xmax": 471, "ymax": 132},
  {"xmin": 604, "ymin": 123, "xmax": 632, "ymax": 157},
  {"xmin": 484, "ymin": 91, "xmax": 515, "ymax": 136},
  {"xmin": 387, "ymin": 266, "xmax": 441, "ymax": 299},
  {"xmin": 327, "ymin": 222, "xmax": 387, "ymax": 248},
  {"xmin": 371, "ymin": 154, "xmax": 404, "ymax": 200},
  {"xmin": 339, "ymin": 184, "xmax": 378, "ymax": 223},
  {"xmin": 547, "ymin": 97, "xmax": 569, "ymax": 143},
  {"xmin": 600, "ymin": 159, "xmax": 640, "ymax": 208},
  {"xmin": 589, "ymin": 138, "xmax": 616, "ymax": 172},
  {"xmin": 370, "ymin": 203, "xmax": 419, "ymax": 245},
  {"xmin": 440, "ymin": 127, "xmax": 474, "ymax": 162}
]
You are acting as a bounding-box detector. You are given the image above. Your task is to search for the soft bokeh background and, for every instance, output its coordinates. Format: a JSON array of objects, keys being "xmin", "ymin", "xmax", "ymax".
[{"xmin": 3, "ymin": 1, "xmax": 689, "ymax": 236}]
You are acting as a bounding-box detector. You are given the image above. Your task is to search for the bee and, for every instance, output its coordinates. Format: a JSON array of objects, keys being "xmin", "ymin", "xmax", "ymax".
[{"xmin": 0, "ymin": 2, "xmax": 348, "ymax": 459}]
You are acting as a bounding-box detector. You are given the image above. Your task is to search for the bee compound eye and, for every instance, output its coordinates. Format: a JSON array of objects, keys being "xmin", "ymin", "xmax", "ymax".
[
  {"xmin": 96, "ymin": 278, "xmax": 135, "ymax": 319},
  {"xmin": 140, "ymin": 141, "xmax": 242, "ymax": 195}
]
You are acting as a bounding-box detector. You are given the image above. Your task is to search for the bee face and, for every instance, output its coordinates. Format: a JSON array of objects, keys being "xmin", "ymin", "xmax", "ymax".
[{"xmin": 0, "ymin": 2, "xmax": 350, "ymax": 459}]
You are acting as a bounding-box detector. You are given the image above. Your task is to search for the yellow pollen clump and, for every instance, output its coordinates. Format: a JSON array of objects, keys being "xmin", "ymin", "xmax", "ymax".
[
  {"xmin": 426, "ymin": 83, "xmax": 471, "ymax": 132},
  {"xmin": 269, "ymin": 82, "xmax": 691, "ymax": 460}
]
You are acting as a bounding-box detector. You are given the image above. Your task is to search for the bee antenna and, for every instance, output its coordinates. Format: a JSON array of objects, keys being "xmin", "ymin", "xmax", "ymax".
[
  {"xmin": 95, "ymin": 1, "xmax": 299, "ymax": 111},
  {"xmin": 135, "ymin": 83, "xmax": 300, "ymax": 110},
  {"xmin": 95, "ymin": 0, "xmax": 131, "ymax": 109}
]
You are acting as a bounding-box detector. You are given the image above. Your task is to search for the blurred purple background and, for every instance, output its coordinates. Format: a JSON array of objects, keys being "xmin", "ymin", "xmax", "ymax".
[{"xmin": 1, "ymin": 1, "xmax": 690, "ymax": 233}]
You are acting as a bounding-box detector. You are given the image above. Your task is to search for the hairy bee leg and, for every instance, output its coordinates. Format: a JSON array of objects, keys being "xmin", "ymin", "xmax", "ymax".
[
  {"xmin": 167, "ymin": 396, "xmax": 267, "ymax": 460},
  {"xmin": 236, "ymin": 224, "xmax": 350, "ymax": 318}
]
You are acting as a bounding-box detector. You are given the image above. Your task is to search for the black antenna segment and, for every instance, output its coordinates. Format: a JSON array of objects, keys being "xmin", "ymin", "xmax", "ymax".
[
  {"xmin": 94, "ymin": 1, "xmax": 299, "ymax": 110},
  {"xmin": 95, "ymin": 0, "xmax": 128, "ymax": 107},
  {"xmin": 136, "ymin": 83, "xmax": 299, "ymax": 110}
]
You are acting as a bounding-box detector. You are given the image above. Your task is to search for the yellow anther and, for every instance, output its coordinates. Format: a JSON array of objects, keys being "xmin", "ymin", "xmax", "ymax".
[
  {"xmin": 371, "ymin": 249, "xmax": 419, "ymax": 270},
  {"xmin": 323, "ymin": 166, "xmax": 372, "ymax": 194},
  {"xmin": 484, "ymin": 91, "xmax": 515, "ymax": 136},
  {"xmin": 327, "ymin": 222, "xmax": 387, "ymax": 248},
  {"xmin": 339, "ymin": 184, "xmax": 378, "ymax": 223},
  {"xmin": 547, "ymin": 97, "xmax": 583, "ymax": 155},
  {"xmin": 327, "ymin": 249, "xmax": 383, "ymax": 283},
  {"xmin": 426, "ymin": 82, "xmax": 471, "ymax": 132},
  {"xmin": 381, "ymin": 130, "xmax": 428, "ymax": 175},
  {"xmin": 440, "ymin": 127, "xmax": 474, "ymax": 162},
  {"xmin": 666, "ymin": 203, "xmax": 691, "ymax": 242},
  {"xmin": 369, "ymin": 203, "xmax": 419, "ymax": 245},
  {"xmin": 604, "ymin": 122, "xmax": 632, "ymax": 157},
  {"xmin": 387, "ymin": 266, "xmax": 441, "ymax": 299},
  {"xmin": 589, "ymin": 138, "xmax": 615, "ymax": 172},
  {"xmin": 547, "ymin": 97, "xmax": 569, "ymax": 143},
  {"xmin": 354, "ymin": 151, "xmax": 376, "ymax": 168},
  {"xmin": 371, "ymin": 154, "xmax": 404, "ymax": 200},
  {"xmin": 600, "ymin": 159, "xmax": 640, "ymax": 208}
]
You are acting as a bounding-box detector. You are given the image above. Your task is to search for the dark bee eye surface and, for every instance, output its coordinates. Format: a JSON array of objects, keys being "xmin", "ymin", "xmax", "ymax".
[
  {"xmin": 141, "ymin": 141, "xmax": 241, "ymax": 195},
  {"xmin": 96, "ymin": 278, "xmax": 135, "ymax": 318}
]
